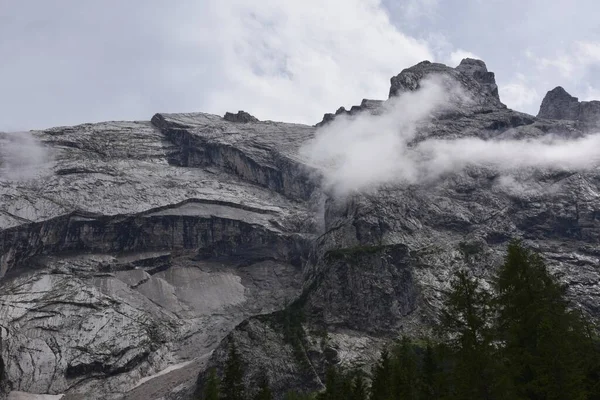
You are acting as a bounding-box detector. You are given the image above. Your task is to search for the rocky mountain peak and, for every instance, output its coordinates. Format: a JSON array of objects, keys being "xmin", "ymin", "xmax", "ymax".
[
  {"xmin": 318, "ymin": 58, "xmax": 505, "ymax": 126},
  {"xmin": 537, "ymin": 86, "xmax": 600, "ymax": 127},
  {"xmin": 537, "ymin": 86, "xmax": 580, "ymax": 120},
  {"xmin": 455, "ymin": 58, "xmax": 500, "ymax": 100},
  {"xmin": 388, "ymin": 58, "xmax": 503, "ymax": 107},
  {"xmin": 315, "ymin": 99, "xmax": 384, "ymax": 127},
  {"xmin": 223, "ymin": 110, "xmax": 259, "ymax": 123}
]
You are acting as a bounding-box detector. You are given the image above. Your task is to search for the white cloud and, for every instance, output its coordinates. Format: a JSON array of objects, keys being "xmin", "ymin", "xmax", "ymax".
[
  {"xmin": 4, "ymin": 1, "xmax": 599, "ymax": 131},
  {"xmin": 499, "ymin": 74, "xmax": 540, "ymax": 111},
  {"xmin": 448, "ymin": 49, "xmax": 481, "ymax": 67},
  {"xmin": 536, "ymin": 54, "xmax": 576, "ymax": 78},
  {"xmin": 199, "ymin": 0, "xmax": 433, "ymax": 124},
  {"xmin": 0, "ymin": 132, "xmax": 51, "ymax": 181},
  {"xmin": 302, "ymin": 76, "xmax": 600, "ymax": 196},
  {"xmin": 582, "ymin": 85, "xmax": 600, "ymax": 101},
  {"xmin": 532, "ymin": 41, "xmax": 600, "ymax": 79},
  {"xmin": 0, "ymin": 0, "xmax": 433, "ymax": 130},
  {"xmin": 576, "ymin": 41, "xmax": 600, "ymax": 64},
  {"xmin": 300, "ymin": 75, "xmax": 469, "ymax": 195},
  {"xmin": 393, "ymin": 0, "xmax": 439, "ymax": 22}
]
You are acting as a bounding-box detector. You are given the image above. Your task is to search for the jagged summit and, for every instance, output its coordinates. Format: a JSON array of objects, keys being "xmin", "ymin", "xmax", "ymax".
[
  {"xmin": 389, "ymin": 58, "xmax": 503, "ymax": 107},
  {"xmin": 318, "ymin": 58, "xmax": 505, "ymax": 126},
  {"xmin": 537, "ymin": 86, "xmax": 580, "ymax": 120},
  {"xmin": 455, "ymin": 58, "xmax": 500, "ymax": 100},
  {"xmin": 224, "ymin": 110, "xmax": 259, "ymax": 123},
  {"xmin": 537, "ymin": 86, "xmax": 600, "ymax": 127},
  {"xmin": 315, "ymin": 98, "xmax": 384, "ymax": 127}
]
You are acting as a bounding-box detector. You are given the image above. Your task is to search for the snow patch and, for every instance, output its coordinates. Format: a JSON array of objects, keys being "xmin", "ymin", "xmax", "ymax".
[
  {"xmin": 131, "ymin": 360, "xmax": 194, "ymax": 389},
  {"xmin": 8, "ymin": 392, "xmax": 64, "ymax": 400}
]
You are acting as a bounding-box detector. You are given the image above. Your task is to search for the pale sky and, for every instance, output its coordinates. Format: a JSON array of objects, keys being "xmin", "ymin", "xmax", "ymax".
[{"xmin": 1, "ymin": 0, "xmax": 599, "ymax": 131}]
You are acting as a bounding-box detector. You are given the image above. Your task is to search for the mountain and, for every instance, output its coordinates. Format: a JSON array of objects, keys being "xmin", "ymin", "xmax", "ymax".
[{"xmin": 1, "ymin": 59, "xmax": 599, "ymax": 400}]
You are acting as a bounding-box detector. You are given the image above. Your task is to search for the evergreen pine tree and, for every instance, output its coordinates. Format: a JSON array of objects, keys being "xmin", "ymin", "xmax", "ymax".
[
  {"xmin": 370, "ymin": 350, "xmax": 392, "ymax": 400},
  {"xmin": 254, "ymin": 375, "xmax": 274, "ymax": 400},
  {"xmin": 351, "ymin": 371, "xmax": 368, "ymax": 400},
  {"xmin": 390, "ymin": 337, "xmax": 420, "ymax": 400},
  {"xmin": 580, "ymin": 321, "xmax": 600, "ymax": 400},
  {"xmin": 202, "ymin": 368, "xmax": 220, "ymax": 400},
  {"xmin": 419, "ymin": 342, "xmax": 445, "ymax": 400},
  {"xmin": 495, "ymin": 240, "xmax": 588, "ymax": 400},
  {"xmin": 318, "ymin": 366, "xmax": 352, "ymax": 400},
  {"xmin": 440, "ymin": 269, "xmax": 505, "ymax": 399},
  {"xmin": 285, "ymin": 391, "xmax": 316, "ymax": 400},
  {"xmin": 221, "ymin": 341, "xmax": 245, "ymax": 400}
]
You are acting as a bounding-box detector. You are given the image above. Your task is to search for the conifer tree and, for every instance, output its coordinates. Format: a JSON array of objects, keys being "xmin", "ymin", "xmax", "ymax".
[
  {"xmin": 495, "ymin": 240, "xmax": 588, "ymax": 400},
  {"xmin": 440, "ymin": 269, "xmax": 505, "ymax": 399},
  {"xmin": 580, "ymin": 322, "xmax": 600, "ymax": 400},
  {"xmin": 202, "ymin": 368, "xmax": 220, "ymax": 400},
  {"xmin": 318, "ymin": 366, "xmax": 353, "ymax": 400},
  {"xmin": 370, "ymin": 350, "xmax": 392, "ymax": 400},
  {"xmin": 222, "ymin": 341, "xmax": 245, "ymax": 400},
  {"xmin": 254, "ymin": 375, "xmax": 274, "ymax": 400},
  {"xmin": 285, "ymin": 391, "xmax": 316, "ymax": 400},
  {"xmin": 351, "ymin": 371, "xmax": 368, "ymax": 400},
  {"xmin": 391, "ymin": 337, "xmax": 420, "ymax": 400},
  {"xmin": 420, "ymin": 342, "xmax": 445, "ymax": 400}
]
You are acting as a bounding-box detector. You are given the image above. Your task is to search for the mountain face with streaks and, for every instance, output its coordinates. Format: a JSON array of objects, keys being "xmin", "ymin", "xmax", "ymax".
[{"xmin": 1, "ymin": 59, "xmax": 600, "ymax": 400}]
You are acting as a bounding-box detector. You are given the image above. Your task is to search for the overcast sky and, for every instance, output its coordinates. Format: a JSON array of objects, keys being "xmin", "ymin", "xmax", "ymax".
[{"xmin": 1, "ymin": 0, "xmax": 599, "ymax": 131}]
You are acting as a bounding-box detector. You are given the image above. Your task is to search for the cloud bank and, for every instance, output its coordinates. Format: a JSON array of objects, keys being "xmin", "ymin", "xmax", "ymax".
[
  {"xmin": 0, "ymin": 0, "xmax": 432, "ymax": 130},
  {"xmin": 204, "ymin": 0, "xmax": 433, "ymax": 124},
  {"xmin": 301, "ymin": 76, "xmax": 600, "ymax": 196},
  {"xmin": 0, "ymin": 132, "xmax": 50, "ymax": 180}
]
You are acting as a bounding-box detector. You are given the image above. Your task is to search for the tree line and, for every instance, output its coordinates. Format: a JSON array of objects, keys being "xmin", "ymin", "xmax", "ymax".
[{"xmin": 200, "ymin": 241, "xmax": 600, "ymax": 400}]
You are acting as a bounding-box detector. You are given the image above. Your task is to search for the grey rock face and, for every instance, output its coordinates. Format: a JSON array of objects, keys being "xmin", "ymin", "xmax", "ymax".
[
  {"xmin": 0, "ymin": 116, "xmax": 317, "ymax": 399},
  {"xmin": 317, "ymin": 58, "xmax": 504, "ymax": 127},
  {"xmin": 150, "ymin": 112, "xmax": 318, "ymax": 201},
  {"xmin": 315, "ymin": 99, "xmax": 384, "ymax": 127},
  {"xmin": 579, "ymin": 100, "xmax": 600, "ymax": 126},
  {"xmin": 455, "ymin": 58, "xmax": 500, "ymax": 101},
  {"xmin": 537, "ymin": 86, "xmax": 581, "ymax": 120},
  {"xmin": 199, "ymin": 62, "xmax": 600, "ymax": 399},
  {"xmin": 306, "ymin": 245, "xmax": 418, "ymax": 335},
  {"xmin": 537, "ymin": 86, "xmax": 600, "ymax": 128},
  {"xmin": 389, "ymin": 60, "xmax": 504, "ymax": 110},
  {"xmin": 3, "ymin": 58, "xmax": 600, "ymax": 400},
  {"xmin": 223, "ymin": 111, "xmax": 259, "ymax": 123}
]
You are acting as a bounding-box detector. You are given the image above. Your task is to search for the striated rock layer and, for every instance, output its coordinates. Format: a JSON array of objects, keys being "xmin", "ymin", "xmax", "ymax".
[
  {"xmin": 0, "ymin": 115, "xmax": 317, "ymax": 399},
  {"xmin": 1, "ymin": 59, "xmax": 600, "ymax": 399}
]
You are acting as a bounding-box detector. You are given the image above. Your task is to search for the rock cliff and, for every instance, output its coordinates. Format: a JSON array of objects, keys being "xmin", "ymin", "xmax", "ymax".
[
  {"xmin": 1, "ymin": 58, "xmax": 600, "ymax": 400},
  {"xmin": 538, "ymin": 86, "xmax": 600, "ymax": 127}
]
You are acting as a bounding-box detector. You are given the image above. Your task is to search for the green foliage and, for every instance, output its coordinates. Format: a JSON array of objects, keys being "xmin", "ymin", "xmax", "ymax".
[
  {"xmin": 206, "ymin": 240, "xmax": 600, "ymax": 400},
  {"xmin": 350, "ymin": 371, "xmax": 368, "ymax": 400},
  {"xmin": 202, "ymin": 368, "xmax": 220, "ymax": 400},
  {"xmin": 583, "ymin": 335, "xmax": 600, "ymax": 399},
  {"xmin": 279, "ymin": 299, "xmax": 312, "ymax": 370},
  {"xmin": 420, "ymin": 342, "xmax": 444, "ymax": 400},
  {"xmin": 369, "ymin": 349, "xmax": 392, "ymax": 400},
  {"xmin": 316, "ymin": 366, "xmax": 354, "ymax": 400},
  {"xmin": 494, "ymin": 240, "xmax": 590, "ymax": 400},
  {"xmin": 253, "ymin": 376, "xmax": 274, "ymax": 400},
  {"xmin": 439, "ymin": 270, "xmax": 508, "ymax": 399},
  {"xmin": 368, "ymin": 339, "xmax": 450, "ymax": 400},
  {"xmin": 284, "ymin": 391, "xmax": 316, "ymax": 400},
  {"xmin": 390, "ymin": 337, "xmax": 420, "ymax": 400},
  {"xmin": 221, "ymin": 341, "xmax": 245, "ymax": 400}
]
